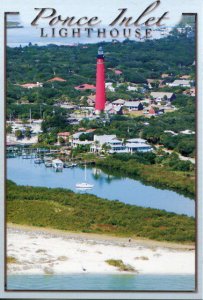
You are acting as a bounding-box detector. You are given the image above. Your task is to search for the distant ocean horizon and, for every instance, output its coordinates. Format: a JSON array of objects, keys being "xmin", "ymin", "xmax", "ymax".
[{"xmin": 6, "ymin": 23, "xmax": 174, "ymax": 47}]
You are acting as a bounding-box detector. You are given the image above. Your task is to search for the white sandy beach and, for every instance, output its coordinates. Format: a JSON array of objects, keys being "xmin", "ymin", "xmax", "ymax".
[{"xmin": 7, "ymin": 224, "xmax": 195, "ymax": 276}]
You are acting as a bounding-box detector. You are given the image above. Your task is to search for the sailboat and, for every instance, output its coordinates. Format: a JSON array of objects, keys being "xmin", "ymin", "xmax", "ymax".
[{"xmin": 76, "ymin": 163, "xmax": 94, "ymax": 189}]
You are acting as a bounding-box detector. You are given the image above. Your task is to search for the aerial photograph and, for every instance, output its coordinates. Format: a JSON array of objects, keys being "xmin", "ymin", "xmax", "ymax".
[{"xmin": 5, "ymin": 6, "xmax": 196, "ymax": 291}]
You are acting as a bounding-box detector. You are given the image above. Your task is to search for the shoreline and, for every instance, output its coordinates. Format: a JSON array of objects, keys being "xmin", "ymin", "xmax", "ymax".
[
  {"xmin": 7, "ymin": 223, "xmax": 195, "ymax": 276},
  {"xmin": 7, "ymin": 223, "xmax": 195, "ymax": 250}
]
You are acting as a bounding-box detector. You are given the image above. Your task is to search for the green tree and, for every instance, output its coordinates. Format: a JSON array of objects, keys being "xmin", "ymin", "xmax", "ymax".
[
  {"xmin": 25, "ymin": 128, "xmax": 31, "ymax": 139},
  {"xmin": 6, "ymin": 125, "xmax": 12, "ymax": 134},
  {"xmin": 15, "ymin": 130, "xmax": 23, "ymax": 139},
  {"xmin": 59, "ymin": 137, "xmax": 65, "ymax": 145}
]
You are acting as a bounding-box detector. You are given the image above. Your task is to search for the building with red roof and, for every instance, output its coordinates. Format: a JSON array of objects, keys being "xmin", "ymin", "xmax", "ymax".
[
  {"xmin": 85, "ymin": 129, "xmax": 96, "ymax": 133},
  {"xmin": 18, "ymin": 82, "xmax": 43, "ymax": 89},
  {"xmin": 148, "ymin": 107, "xmax": 156, "ymax": 116},
  {"xmin": 75, "ymin": 84, "xmax": 96, "ymax": 91},
  {"xmin": 114, "ymin": 70, "xmax": 122, "ymax": 75},
  {"xmin": 47, "ymin": 77, "xmax": 67, "ymax": 82},
  {"xmin": 57, "ymin": 132, "xmax": 71, "ymax": 141}
]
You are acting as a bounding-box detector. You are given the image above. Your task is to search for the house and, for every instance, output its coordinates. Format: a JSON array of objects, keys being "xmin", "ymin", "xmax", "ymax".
[
  {"xmin": 85, "ymin": 129, "xmax": 96, "ymax": 133},
  {"xmin": 47, "ymin": 77, "xmax": 67, "ymax": 82},
  {"xmin": 105, "ymin": 82, "xmax": 115, "ymax": 92},
  {"xmin": 161, "ymin": 73, "xmax": 170, "ymax": 79},
  {"xmin": 90, "ymin": 135, "xmax": 153, "ymax": 154},
  {"xmin": 70, "ymin": 131, "xmax": 91, "ymax": 148},
  {"xmin": 125, "ymin": 139, "xmax": 153, "ymax": 153},
  {"xmin": 87, "ymin": 94, "xmax": 96, "ymax": 106},
  {"xmin": 75, "ymin": 84, "xmax": 96, "ymax": 91},
  {"xmin": 72, "ymin": 140, "xmax": 93, "ymax": 148},
  {"xmin": 150, "ymin": 92, "xmax": 175, "ymax": 103},
  {"xmin": 183, "ymin": 88, "xmax": 195, "ymax": 97},
  {"xmin": 57, "ymin": 132, "xmax": 71, "ymax": 142},
  {"xmin": 18, "ymin": 82, "xmax": 43, "ymax": 89},
  {"xmin": 168, "ymin": 80, "xmax": 192, "ymax": 87},
  {"xmin": 164, "ymin": 130, "xmax": 178, "ymax": 136},
  {"xmin": 114, "ymin": 70, "xmax": 122, "ymax": 75},
  {"xmin": 91, "ymin": 135, "xmax": 125, "ymax": 153},
  {"xmin": 147, "ymin": 79, "xmax": 164, "ymax": 89},
  {"xmin": 148, "ymin": 107, "xmax": 156, "ymax": 116},
  {"xmin": 105, "ymin": 103, "xmax": 123, "ymax": 115},
  {"xmin": 112, "ymin": 99, "xmax": 126, "ymax": 106},
  {"xmin": 180, "ymin": 129, "xmax": 195, "ymax": 135},
  {"xmin": 180, "ymin": 75, "xmax": 191, "ymax": 80},
  {"xmin": 108, "ymin": 139, "xmax": 125, "ymax": 152},
  {"xmin": 127, "ymin": 85, "xmax": 138, "ymax": 91},
  {"xmin": 124, "ymin": 101, "xmax": 144, "ymax": 111},
  {"xmin": 127, "ymin": 138, "xmax": 146, "ymax": 144},
  {"xmin": 58, "ymin": 104, "xmax": 77, "ymax": 110},
  {"xmin": 70, "ymin": 130, "xmax": 96, "ymax": 148}
]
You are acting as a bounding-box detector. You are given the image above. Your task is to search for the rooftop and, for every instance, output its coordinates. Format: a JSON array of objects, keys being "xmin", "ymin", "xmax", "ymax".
[
  {"xmin": 126, "ymin": 143, "xmax": 152, "ymax": 148},
  {"xmin": 114, "ymin": 70, "xmax": 122, "ymax": 75},
  {"xmin": 171, "ymin": 80, "xmax": 191, "ymax": 85},
  {"xmin": 18, "ymin": 82, "xmax": 42, "ymax": 88},
  {"xmin": 57, "ymin": 132, "xmax": 71, "ymax": 137},
  {"xmin": 94, "ymin": 135, "xmax": 117, "ymax": 144},
  {"xmin": 75, "ymin": 84, "xmax": 96, "ymax": 91},
  {"xmin": 124, "ymin": 101, "xmax": 141, "ymax": 107},
  {"xmin": 47, "ymin": 77, "xmax": 67, "ymax": 82},
  {"xmin": 127, "ymin": 138, "xmax": 146, "ymax": 143},
  {"xmin": 151, "ymin": 92, "xmax": 174, "ymax": 98},
  {"xmin": 112, "ymin": 99, "xmax": 125, "ymax": 105}
]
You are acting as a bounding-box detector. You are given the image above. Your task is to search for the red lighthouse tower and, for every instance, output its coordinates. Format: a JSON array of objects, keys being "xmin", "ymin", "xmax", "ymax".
[{"xmin": 95, "ymin": 46, "xmax": 106, "ymax": 114}]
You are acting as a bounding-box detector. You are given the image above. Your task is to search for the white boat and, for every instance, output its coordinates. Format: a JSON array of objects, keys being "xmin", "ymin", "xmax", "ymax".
[
  {"xmin": 45, "ymin": 160, "xmax": 52, "ymax": 167},
  {"xmin": 34, "ymin": 158, "xmax": 43, "ymax": 164},
  {"xmin": 52, "ymin": 159, "xmax": 63, "ymax": 171},
  {"xmin": 76, "ymin": 182, "xmax": 94, "ymax": 189},
  {"xmin": 76, "ymin": 164, "xmax": 94, "ymax": 189}
]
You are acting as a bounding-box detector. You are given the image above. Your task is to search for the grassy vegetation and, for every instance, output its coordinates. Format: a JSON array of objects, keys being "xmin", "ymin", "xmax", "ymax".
[
  {"xmin": 7, "ymin": 180, "xmax": 195, "ymax": 243},
  {"xmin": 105, "ymin": 259, "xmax": 136, "ymax": 272},
  {"xmin": 7, "ymin": 256, "xmax": 18, "ymax": 264},
  {"xmin": 96, "ymin": 157, "xmax": 195, "ymax": 199}
]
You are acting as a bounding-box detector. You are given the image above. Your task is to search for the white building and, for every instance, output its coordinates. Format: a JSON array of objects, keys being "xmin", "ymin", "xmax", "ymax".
[
  {"xmin": 127, "ymin": 85, "xmax": 138, "ymax": 91},
  {"xmin": 168, "ymin": 80, "xmax": 192, "ymax": 87},
  {"xmin": 112, "ymin": 99, "xmax": 126, "ymax": 106},
  {"xmin": 124, "ymin": 101, "xmax": 143, "ymax": 111},
  {"xmin": 71, "ymin": 132, "xmax": 93, "ymax": 148},
  {"xmin": 91, "ymin": 135, "xmax": 124, "ymax": 153},
  {"xmin": 105, "ymin": 82, "xmax": 115, "ymax": 92},
  {"xmin": 125, "ymin": 138, "xmax": 153, "ymax": 153},
  {"xmin": 91, "ymin": 135, "xmax": 152, "ymax": 154},
  {"xmin": 150, "ymin": 92, "xmax": 175, "ymax": 103}
]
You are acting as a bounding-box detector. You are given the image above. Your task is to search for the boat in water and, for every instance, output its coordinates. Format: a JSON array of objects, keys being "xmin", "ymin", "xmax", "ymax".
[
  {"xmin": 34, "ymin": 158, "xmax": 43, "ymax": 164},
  {"xmin": 76, "ymin": 164, "xmax": 94, "ymax": 189},
  {"xmin": 76, "ymin": 182, "xmax": 94, "ymax": 189},
  {"xmin": 44, "ymin": 160, "xmax": 52, "ymax": 167},
  {"xmin": 64, "ymin": 162, "xmax": 78, "ymax": 168},
  {"xmin": 52, "ymin": 159, "xmax": 63, "ymax": 171},
  {"xmin": 22, "ymin": 151, "xmax": 34, "ymax": 159}
]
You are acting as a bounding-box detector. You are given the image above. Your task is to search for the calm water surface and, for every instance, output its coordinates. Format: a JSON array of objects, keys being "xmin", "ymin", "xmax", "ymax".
[
  {"xmin": 7, "ymin": 274, "xmax": 195, "ymax": 291},
  {"xmin": 7, "ymin": 157, "xmax": 195, "ymax": 217}
]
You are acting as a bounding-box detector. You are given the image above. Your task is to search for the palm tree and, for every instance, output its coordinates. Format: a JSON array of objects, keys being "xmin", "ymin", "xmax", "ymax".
[
  {"xmin": 101, "ymin": 143, "xmax": 111, "ymax": 154},
  {"xmin": 93, "ymin": 140, "xmax": 100, "ymax": 154}
]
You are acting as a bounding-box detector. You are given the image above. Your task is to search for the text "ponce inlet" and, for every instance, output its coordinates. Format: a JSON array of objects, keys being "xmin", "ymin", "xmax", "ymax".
[{"xmin": 31, "ymin": 1, "xmax": 169, "ymax": 39}]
